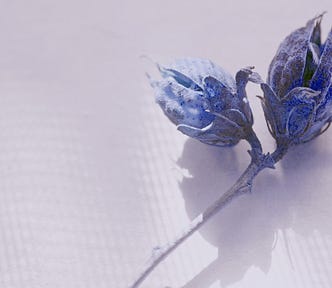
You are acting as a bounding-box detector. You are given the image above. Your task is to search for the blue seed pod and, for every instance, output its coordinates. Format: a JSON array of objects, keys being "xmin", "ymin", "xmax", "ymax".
[
  {"xmin": 150, "ymin": 58, "xmax": 258, "ymax": 146},
  {"xmin": 261, "ymin": 15, "xmax": 332, "ymax": 145}
]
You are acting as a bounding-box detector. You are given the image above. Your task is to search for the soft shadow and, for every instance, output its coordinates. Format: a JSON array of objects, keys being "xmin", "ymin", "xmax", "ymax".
[{"xmin": 177, "ymin": 136, "xmax": 332, "ymax": 288}]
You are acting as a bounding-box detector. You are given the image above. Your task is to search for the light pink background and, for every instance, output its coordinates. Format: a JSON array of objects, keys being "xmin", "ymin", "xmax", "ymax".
[{"xmin": 0, "ymin": 1, "xmax": 332, "ymax": 287}]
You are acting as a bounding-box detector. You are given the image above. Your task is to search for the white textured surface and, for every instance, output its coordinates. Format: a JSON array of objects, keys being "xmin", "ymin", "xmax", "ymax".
[{"xmin": 0, "ymin": 1, "xmax": 332, "ymax": 288}]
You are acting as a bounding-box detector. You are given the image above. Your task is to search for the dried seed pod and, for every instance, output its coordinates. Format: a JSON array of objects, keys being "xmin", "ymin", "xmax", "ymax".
[
  {"xmin": 150, "ymin": 58, "xmax": 257, "ymax": 146},
  {"xmin": 261, "ymin": 15, "xmax": 332, "ymax": 145}
]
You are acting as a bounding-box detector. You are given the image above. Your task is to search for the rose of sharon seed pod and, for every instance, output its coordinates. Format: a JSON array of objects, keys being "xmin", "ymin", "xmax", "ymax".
[
  {"xmin": 260, "ymin": 15, "xmax": 332, "ymax": 145},
  {"xmin": 150, "ymin": 58, "xmax": 260, "ymax": 147}
]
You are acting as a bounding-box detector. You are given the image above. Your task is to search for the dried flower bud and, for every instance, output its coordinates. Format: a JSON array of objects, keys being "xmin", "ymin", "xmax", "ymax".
[
  {"xmin": 150, "ymin": 58, "xmax": 258, "ymax": 146},
  {"xmin": 260, "ymin": 15, "xmax": 332, "ymax": 145}
]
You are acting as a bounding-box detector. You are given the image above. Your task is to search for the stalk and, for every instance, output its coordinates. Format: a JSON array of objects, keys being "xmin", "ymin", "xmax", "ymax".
[{"xmin": 129, "ymin": 132, "xmax": 288, "ymax": 288}]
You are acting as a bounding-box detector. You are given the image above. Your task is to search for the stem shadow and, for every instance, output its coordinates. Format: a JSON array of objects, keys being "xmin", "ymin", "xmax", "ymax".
[{"xmin": 177, "ymin": 136, "xmax": 332, "ymax": 287}]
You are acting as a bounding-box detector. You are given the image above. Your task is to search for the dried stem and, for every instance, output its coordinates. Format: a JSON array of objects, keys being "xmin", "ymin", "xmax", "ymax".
[{"xmin": 129, "ymin": 133, "xmax": 288, "ymax": 288}]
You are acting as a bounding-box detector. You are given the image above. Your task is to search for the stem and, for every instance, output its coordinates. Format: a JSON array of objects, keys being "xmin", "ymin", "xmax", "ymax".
[
  {"xmin": 271, "ymin": 140, "xmax": 289, "ymax": 162},
  {"xmin": 129, "ymin": 138, "xmax": 288, "ymax": 288},
  {"xmin": 129, "ymin": 162, "xmax": 259, "ymax": 288},
  {"xmin": 245, "ymin": 128, "xmax": 263, "ymax": 160}
]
